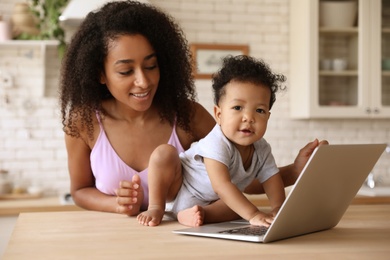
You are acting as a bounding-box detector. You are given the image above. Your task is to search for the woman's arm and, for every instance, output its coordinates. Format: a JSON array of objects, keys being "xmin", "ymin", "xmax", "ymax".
[
  {"xmin": 65, "ymin": 133, "xmax": 120, "ymax": 213},
  {"xmin": 244, "ymin": 139, "xmax": 328, "ymax": 194},
  {"xmin": 66, "ymin": 133, "xmax": 140, "ymax": 215}
]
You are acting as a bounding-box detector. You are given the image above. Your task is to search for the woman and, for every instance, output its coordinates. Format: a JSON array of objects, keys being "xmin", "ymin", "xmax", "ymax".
[{"xmin": 59, "ymin": 0, "xmax": 325, "ymax": 216}]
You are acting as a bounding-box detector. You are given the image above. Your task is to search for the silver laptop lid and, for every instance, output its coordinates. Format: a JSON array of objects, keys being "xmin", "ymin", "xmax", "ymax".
[
  {"xmin": 263, "ymin": 143, "xmax": 386, "ymax": 242},
  {"xmin": 173, "ymin": 144, "xmax": 386, "ymax": 243}
]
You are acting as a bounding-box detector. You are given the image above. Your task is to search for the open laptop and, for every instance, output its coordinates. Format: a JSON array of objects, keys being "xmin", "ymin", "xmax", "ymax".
[{"xmin": 173, "ymin": 143, "xmax": 387, "ymax": 243}]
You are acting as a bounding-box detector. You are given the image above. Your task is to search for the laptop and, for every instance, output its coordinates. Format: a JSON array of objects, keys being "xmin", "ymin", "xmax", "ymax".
[{"xmin": 173, "ymin": 143, "xmax": 387, "ymax": 243}]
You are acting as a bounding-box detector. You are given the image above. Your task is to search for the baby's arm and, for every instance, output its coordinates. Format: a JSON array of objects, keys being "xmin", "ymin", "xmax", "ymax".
[
  {"xmin": 262, "ymin": 173, "xmax": 286, "ymax": 217},
  {"xmin": 204, "ymin": 158, "xmax": 272, "ymax": 227}
]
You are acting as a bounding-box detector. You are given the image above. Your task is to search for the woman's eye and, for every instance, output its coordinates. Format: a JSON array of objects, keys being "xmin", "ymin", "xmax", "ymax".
[
  {"xmin": 119, "ymin": 70, "xmax": 133, "ymax": 76},
  {"xmin": 145, "ymin": 64, "xmax": 157, "ymax": 70}
]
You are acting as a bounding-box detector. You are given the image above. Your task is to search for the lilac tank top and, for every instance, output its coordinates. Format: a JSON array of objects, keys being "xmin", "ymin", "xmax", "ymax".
[{"xmin": 90, "ymin": 114, "xmax": 184, "ymax": 210}]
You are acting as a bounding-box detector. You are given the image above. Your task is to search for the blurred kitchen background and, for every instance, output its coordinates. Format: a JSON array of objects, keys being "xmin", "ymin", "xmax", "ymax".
[{"xmin": 0, "ymin": 0, "xmax": 389, "ymax": 197}]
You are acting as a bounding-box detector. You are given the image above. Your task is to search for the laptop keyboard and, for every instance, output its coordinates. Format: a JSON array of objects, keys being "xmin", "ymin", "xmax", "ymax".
[{"xmin": 219, "ymin": 226, "xmax": 268, "ymax": 236}]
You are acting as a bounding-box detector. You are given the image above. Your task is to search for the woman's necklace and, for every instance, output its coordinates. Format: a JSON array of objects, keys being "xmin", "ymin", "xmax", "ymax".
[{"xmin": 243, "ymin": 145, "xmax": 254, "ymax": 169}]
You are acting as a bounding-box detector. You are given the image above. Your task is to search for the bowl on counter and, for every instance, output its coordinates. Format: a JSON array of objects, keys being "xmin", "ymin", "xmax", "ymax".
[{"xmin": 358, "ymin": 186, "xmax": 390, "ymax": 197}]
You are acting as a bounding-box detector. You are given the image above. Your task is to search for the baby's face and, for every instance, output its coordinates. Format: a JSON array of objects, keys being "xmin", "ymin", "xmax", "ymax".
[{"xmin": 214, "ymin": 80, "xmax": 271, "ymax": 148}]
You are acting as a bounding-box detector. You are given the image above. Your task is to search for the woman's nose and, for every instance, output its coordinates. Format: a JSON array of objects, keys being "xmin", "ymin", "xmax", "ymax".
[{"xmin": 134, "ymin": 69, "xmax": 148, "ymax": 88}]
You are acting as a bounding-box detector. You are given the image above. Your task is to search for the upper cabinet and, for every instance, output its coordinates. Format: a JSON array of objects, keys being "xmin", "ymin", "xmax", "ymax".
[{"xmin": 290, "ymin": 0, "xmax": 390, "ymax": 118}]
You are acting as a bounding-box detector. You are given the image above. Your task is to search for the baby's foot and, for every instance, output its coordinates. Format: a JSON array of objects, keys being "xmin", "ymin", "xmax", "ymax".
[
  {"xmin": 177, "ymin": 205, "xmax": 205, "ymax": 227},
  {"xmin": 137, "ymin": 205, "xmax": 165, "ymax": 226}
]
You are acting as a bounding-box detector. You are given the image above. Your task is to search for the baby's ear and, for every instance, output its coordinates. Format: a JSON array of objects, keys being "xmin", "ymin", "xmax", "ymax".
[{"xmin": 214, "ymin": 105, "xmax": 222, "ymax": 125}]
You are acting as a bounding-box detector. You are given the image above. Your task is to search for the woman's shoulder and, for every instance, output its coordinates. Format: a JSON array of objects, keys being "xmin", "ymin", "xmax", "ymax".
[
  {"xmin": 176, "ymin": 101, "xmax": 215, "ymax": 149},
  {"xmin": 190, "ymin": 102, "xmax": 215, "ymax": 137},
  {"xmin": 66, "ymin": 107, "xmax": 100, "ymax": 147}
]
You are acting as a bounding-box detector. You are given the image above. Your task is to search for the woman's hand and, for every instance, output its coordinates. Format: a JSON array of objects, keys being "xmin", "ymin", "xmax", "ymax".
[
  {"xmin": 293, "ymin": 139, "xmax": 329, "ymax": 177},
  {"xmin": 115, "ymin": 175, "xmax": 144, "ymax": 216},
  {"xmin": 244, "ymin": 139, "xmax": 329, "ymax": 194}
]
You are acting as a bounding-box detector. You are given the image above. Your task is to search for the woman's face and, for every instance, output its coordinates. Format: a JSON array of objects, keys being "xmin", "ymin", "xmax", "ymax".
[{"xmin": 100, "ymin": 34, "xmax": 160, "ymax": 112}]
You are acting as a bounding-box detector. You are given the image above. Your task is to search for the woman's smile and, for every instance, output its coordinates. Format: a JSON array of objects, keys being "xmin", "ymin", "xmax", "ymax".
[{"xmin": 131, "ymin": 91, "xmax": 150, "ymax": 99}]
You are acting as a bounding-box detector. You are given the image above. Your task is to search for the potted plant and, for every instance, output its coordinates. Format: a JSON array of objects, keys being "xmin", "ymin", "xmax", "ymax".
[{"xmin": 15, "ymin": 0, "xmax": 69, "ymax": 58}]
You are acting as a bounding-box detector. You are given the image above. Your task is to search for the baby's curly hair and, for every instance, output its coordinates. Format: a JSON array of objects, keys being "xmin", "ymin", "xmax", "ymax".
[
  {"xmin": 60, "ymin": 0, "xmax": 196, "ymax": 139},
  {"xmin": 212, "ymin": 55, "xmax": 286, "ymax": 110}
]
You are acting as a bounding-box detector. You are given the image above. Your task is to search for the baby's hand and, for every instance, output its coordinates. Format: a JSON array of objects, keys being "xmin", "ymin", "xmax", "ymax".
[
  {"xmin": 249, "ymin": 212, "xmax": 274, "ymax": 227},
  {"xmin": 115, "ymin": 175, "xmax": 143, "ymax": 216}
]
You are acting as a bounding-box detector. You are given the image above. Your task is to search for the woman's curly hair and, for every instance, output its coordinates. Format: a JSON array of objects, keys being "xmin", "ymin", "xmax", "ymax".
[
  {"xmin": 212, "ymin": 55, "xmax": 286, "ymax": 110},
  {"xmin": 60, "ymin": 0, "xmax": 196, "ymax": 139}
]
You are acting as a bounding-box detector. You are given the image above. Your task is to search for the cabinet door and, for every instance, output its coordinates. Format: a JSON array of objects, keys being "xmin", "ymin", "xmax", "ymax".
[
  {"xmin": 371, "ymin": 0, "xmax": 390, "ymax": 117},
  {"xmin": 290, "ymin": 0, "xmax": 390, "ymax": 118}
]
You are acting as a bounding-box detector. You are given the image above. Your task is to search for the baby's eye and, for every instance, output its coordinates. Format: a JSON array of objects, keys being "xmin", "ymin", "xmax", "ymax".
[
  {"xmin": 256, "ymin": 108, "xmax": 267, "ymax": 114},
  {"xmin": 232, "ymin": 106, "xmax": 242, "ymax": 111}
]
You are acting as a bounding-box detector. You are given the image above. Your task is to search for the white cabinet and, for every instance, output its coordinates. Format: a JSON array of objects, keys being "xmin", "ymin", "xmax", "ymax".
[{"xmin": 290, "ymin": 0, "xmax": 390, "ymax": 118}]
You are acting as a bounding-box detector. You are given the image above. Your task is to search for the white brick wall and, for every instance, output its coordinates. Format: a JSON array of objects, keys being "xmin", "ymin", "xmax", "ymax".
[
  {"xmin": 155, "ymin": 0, "xmax": 390, "ymax": 183},
  {"xmin": 0, "ymin": 0, "xmax": 389, "ymax": 196},
  {"xmin": 0, "ymin": 39, "xmax": 68, "ymax": 195}
]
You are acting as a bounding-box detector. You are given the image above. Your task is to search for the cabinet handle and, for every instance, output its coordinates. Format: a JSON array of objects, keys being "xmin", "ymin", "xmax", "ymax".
[{"xmin": 366, "ymin": 108, "xmax": 380, "ymax": 114}]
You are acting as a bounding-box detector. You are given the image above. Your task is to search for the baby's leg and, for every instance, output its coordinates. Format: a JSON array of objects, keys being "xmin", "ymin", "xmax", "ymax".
[
  {"xmin": 137, "ymin": 144, "xmax": 182, "ymax": 226},
  {"xmin": 177, "ymin": 205, "xmax": 205, "ymax": 227},
  {"xmin": 202, "ymin": 200, "xmax": 241, "ymax": 223}
]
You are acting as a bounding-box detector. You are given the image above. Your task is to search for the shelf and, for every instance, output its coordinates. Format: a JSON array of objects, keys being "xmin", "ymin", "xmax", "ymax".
[
  {"xmin": 319, "ymin": 27, "xmax": 358, "ymax": 35},
  {"xmin": 0, "ymin": 40, "xmax": 58, "ymax": 46},
  {"xmin": 319, "ymin": 70, "xmax": 358, "ymax": 76}
]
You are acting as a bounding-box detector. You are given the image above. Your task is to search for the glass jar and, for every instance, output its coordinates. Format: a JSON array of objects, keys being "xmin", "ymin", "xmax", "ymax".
[{"xmin": 0, "ymin": 169, "xmax": 12, "ymax": 195}]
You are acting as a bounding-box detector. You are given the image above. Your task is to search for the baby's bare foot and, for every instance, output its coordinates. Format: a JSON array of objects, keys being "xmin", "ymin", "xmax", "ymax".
[
  {"xmin": 137, "ymin": 205, "xmax": 165, "ymax": 226},
  {"xmin": 177, "ymin": 205, "xmax": 204, "ymax": 227}
]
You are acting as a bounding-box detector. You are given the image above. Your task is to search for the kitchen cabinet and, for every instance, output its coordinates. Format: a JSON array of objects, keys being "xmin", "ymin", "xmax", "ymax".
[{"xmin": 290, "ymin": 0, "xmax": 390, "ymax": 118}]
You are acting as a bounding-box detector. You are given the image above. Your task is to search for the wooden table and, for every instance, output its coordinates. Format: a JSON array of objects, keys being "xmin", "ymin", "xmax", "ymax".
[
  {"xmin": 4, "ymin": 205, "xmax": 390, "ymax": 259},
  {"xmin": 246, "ymin": 193, "xmax": 390, "ymax": 206},
  {"xmin": 0, "ymin": 196, "xmax": 82, "ymax": 216}
]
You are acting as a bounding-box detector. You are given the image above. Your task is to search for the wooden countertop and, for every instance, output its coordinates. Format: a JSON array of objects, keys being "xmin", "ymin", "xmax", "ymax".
[
  {"xmin": 246, "ymin": 193, "xmax": 390, "ymax": 206},
  {"xmin": 0, "ymin": 196, "xmax": 82, "ymax": 216},
  {"xmin": 247, "ymin": 186, "xmax": 390, "ymax": 206},
  {"xmin": 4, "ymin": 205, "xmax": 390, "ymax": 259},
  {"xmin": 0, "ymin": 192, "xmax": 389, "ymax": 216}
]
